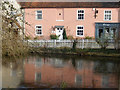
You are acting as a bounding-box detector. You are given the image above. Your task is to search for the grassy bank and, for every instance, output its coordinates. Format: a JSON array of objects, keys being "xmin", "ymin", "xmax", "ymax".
[{"xmin": 30, "ymin": 47, "xmax": 120, "ymax": 57}]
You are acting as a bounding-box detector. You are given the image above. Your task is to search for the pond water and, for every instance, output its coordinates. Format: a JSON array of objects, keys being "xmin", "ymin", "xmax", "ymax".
[{"xmin": 2, "ymin": 55, "xmax": 120, "ymax": 88}]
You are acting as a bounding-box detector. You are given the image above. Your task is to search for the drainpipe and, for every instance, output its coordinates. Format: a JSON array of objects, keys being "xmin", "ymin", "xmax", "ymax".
[{"xmin": 118, "ymin": 0, "xmax": 120, "ymax": 84}]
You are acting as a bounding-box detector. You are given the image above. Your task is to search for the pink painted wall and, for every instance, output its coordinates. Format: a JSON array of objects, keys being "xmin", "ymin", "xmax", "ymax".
[{"xmin": 24, "ymin": 8, "xmax": 119, "ymax": 40}]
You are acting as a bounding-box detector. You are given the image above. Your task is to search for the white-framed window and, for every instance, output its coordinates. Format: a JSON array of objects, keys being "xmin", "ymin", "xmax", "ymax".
[
  {"xmin": 77, "ymin": 10, "xmax": 84, "ymax": 20},
  {"xmin": 35, "ymin": 25, "xmax": 42, "ymax": 35},
  {"xmin": 104, "ymin": 10, "xmax": 112, "ymax": 21},
  {"xmin": 36, "ymin": 10, "xmax": 42, "ymax": 20},
  {"xmin": 76, "ymin": 25, "xmax": 84, "ymax": 37}
]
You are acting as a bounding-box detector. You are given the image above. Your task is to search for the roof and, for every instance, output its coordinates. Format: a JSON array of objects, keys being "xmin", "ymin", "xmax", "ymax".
[
  {"xmin": 18, "ymin": 2, "xmax": 119, "ymax": 8},
  {"xmin": 17, "ymin": 0, "xmax": 120, "ymax": 2}
]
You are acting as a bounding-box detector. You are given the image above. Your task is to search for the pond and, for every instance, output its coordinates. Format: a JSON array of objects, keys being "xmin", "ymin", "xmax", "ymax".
[{"xmin": 2, "ymin": 55, "xmax": 120, "ymax": 88}]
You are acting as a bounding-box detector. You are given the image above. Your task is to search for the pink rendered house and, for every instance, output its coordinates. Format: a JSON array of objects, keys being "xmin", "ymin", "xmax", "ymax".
[{"xmin": 19, "ymin": 2, "xmax": 120, "ymax": 40}]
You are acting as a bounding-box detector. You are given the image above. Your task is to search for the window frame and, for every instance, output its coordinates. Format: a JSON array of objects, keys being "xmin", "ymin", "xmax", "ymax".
[
  {"xmin": 36, "ymin": 10, "xmax": 42, "ymax": 20},
  {"xmin": 77, "ymin": 10, "xmax": 85, "ymax": 20},
  {"xmin": 76, "ymin": 25, "xmax": 84, "ymax": 37},
  {"xmin": 35, "ymin": 25, "xmax": 43, "ymax": 36},
  {"xmin": 104, "ymin": 10, "xmax": 112, "ymax": 21}
]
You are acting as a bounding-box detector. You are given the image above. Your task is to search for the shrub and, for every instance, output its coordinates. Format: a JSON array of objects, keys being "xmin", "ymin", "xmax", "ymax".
[
  {"xmin": 34, "ymin": 36, "xmax": 39, "ymax": 40},
  {"xmin": 50, "ymin": 35, "xmax": 58, "ymax": 39},
  {"xmin": 60, "ymin": 81, "xmax": 67, "ymax": 88},
  {"xmin": 63, "ymin": 29, "xmax": 67, "ymax": 39},
  {"xmin": 96, "ymin": 37, "xmax": 109, "ymax": 49},
  {"xmin": 85, "ymin": 36, "xmax": 93, "ymax": 39},
  {"xmin": 25, "ymin": 35, "xmax": 31, "ymax": 40}
]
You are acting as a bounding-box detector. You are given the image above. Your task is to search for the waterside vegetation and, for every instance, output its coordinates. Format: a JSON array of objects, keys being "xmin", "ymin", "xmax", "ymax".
[
  {"xmin": 30, "ymin": 47, "xmax": 120, "ymax": 57},
  {"xmin": 2, "ymin": 1, "xmax": 30, "ymax": 58}
]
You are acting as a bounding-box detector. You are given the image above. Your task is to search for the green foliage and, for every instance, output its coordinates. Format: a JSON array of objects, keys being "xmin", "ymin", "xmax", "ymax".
[
  {"xmin": 63, "ymin": 29, "xmax": 67, "ymax": 39},
  {"xmin": 50, "ymin": 35, "xmax": 58, "ymax": 39},
  {"xmin": 59, "ymin": 47, "xmax": 71, "ymax": 53},
  {"xmin": 25, "ymin": 35, "xmax": 31, "ymax": 40},
  {"xmin": 34, "ymin": 36, "xmax": 39, "ymax": 40},
  {"xmin": 85, "ymin": 36, "xmax": 93, "ymax": 39},
  {"xmin": 60, "ymin": 81, "xmax": 67, "ymax": 88}
]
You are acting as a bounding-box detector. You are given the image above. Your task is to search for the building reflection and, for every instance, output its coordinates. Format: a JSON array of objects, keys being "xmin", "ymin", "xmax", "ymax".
[{"xmin": 24, "ymin": 56, "xmax": 119, "ymax": 88}]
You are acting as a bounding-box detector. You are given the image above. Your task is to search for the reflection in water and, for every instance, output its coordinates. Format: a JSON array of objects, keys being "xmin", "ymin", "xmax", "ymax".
[
  {"xmin": 2, "ymin": 56, "xmax": 120, "ymax": 88},
  {"xmin": 2, "ymin": 59, "xmax": 24, "ymax": 88}
]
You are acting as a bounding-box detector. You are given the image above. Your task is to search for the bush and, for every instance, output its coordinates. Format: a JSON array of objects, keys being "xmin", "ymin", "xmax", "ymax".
[
  {"xmin": 2, "ymin": 1, "xmax": 29, "ymax": 58},
  {"xmin": 25, "ymin": 35, "xmax": 31, "ymax": 40},
  {"xmin": 60, "ymin": 81, "xmax": 67, "ymax": 88},
  {"xmin": 85, "ymin": 36, "xmax": 93, "ymax": 39},
  {"xmin": 96, "ymin": 37, "xmax": 109, "ymax": 49},
  {"xmin": 63, "ymin": 29, "xmax": 67, "ymax": 39},
  {"xmin": 50, "ymin": 35, "xmax": 58, "ymax": 39},
  {"xmin": 34, "ymin": 36, "xmax": 39, "ymax": 40}
]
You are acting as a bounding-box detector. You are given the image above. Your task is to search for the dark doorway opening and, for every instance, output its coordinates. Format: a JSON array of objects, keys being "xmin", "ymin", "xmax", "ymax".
[{"xmin": 99, "ymin": 29, "xmax": 103, "ymax": 38}]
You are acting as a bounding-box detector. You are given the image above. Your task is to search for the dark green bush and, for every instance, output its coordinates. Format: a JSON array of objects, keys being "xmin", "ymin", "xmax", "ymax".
[
  {"xmin": 50, "ymin": 35, "xmax": 58, "ymax": 39},
  {"xmin": 63, "ymin": 29, "xmax": 67, "ymax": 39},
  {"xmin": 85, "ymin": 36, "xmax": 93, "ymax": 39}
]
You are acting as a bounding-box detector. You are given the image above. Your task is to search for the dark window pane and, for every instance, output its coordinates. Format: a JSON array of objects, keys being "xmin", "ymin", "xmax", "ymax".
[
  {"xmin": 78, "ymin": 27, "xmax": 80, "ymax": 29},
  {"xmin": 82, "ymin": 11, "xmax": 84, "ymax": 13},
  {"xmin": 36, "ymin": 26, "xmax": 41, "ymax": 28},
  {"xmin": 37, "ymin": 14, "xmax": 42, "ymax": 19},
  {"xmin": 37, "ymin": 11, "xmax": 42, "ymax": 13},
  {"xmin": 60, "ymin": 28, "xmax": 63, "ymax": 30}
]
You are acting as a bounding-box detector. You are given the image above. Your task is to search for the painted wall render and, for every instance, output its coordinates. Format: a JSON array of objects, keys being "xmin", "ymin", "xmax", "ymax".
[{"xmin": 24, "ymin": 8, "xmax": 119, "ymax": 40}]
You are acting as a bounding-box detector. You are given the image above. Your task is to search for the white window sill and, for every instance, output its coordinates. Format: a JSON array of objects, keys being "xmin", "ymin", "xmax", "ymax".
[
  {"xmin": 76, "ymin": 35, "xmax": 84, "ymax": 37},
  {"xmin": 56, "ymin": 20, "xmax": 64, "ymax": 21},
  {"xmin": 36, "ymin": 34, "xmax": 43, "ymax": 36},
  {"xmin": 104, "ymin": 20, "xmax": 112, "ymax": 21}
]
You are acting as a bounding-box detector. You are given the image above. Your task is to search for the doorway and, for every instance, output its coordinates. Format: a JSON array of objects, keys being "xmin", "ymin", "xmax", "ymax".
[
  {"xmin": 56, "ymin": 27, "xmax": 64, "ymax": 40},
  {"xmin": 98, "ymin": 29, "xmax": 103, "ymax": 38}
]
